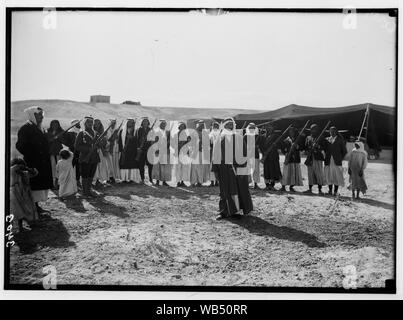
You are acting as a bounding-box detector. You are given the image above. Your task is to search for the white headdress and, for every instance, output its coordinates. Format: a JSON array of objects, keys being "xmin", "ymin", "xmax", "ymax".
[
  {"xmin": 246, "ymin": 122, "xmax": 259, "ymax": 135},
  {"xmin": 24, "ymin": 106, "xmax": 43, "ymax": 126},
  {"xmin": 353, "ymin": 141, "xmax": 367, "ymax": 155},
  {"xmin": 220, "ymin": 117, "xmax": 236, "ymax": 136}
]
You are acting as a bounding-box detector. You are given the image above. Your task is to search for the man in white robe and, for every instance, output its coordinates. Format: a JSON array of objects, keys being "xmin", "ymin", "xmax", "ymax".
[
  {"xmin": 209, "ymin": 122, "xmax": 221, "ymax": 187},
  {"xmin": 105, "ymin": 119, "xmax": 121, "ymax": 183},
  {"xmin": 245, "ymin": 123, "xmax": 261, "ymax": 189},
  {"xmin": 190, "ymin": 120, "xmax": 211, "ymax": 187},
  {"xmin": 173, "ymin": 122, "xmax": 191, "ymax": 187},
  {"xmin": 151, "ymin": 120, "xmax": 172, "ymax": 186}
]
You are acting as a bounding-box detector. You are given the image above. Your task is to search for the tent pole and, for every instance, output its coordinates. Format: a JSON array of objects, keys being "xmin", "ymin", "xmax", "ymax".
[
  {"xmin": 358, "ymin": 104, "xmax": 369, "ymax": 140},
  {"xmin": 365, "ymin": 104, "xmax": 370, "ymax": 142}
]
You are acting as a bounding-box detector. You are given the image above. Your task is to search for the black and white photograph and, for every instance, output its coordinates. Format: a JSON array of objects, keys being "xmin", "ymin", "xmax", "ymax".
[{"xmin": 2, "ymin": 2, "xmax": 399, "ymax": 295}]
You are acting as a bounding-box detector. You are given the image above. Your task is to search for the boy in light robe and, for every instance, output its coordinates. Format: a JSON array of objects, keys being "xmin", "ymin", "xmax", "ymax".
[
  {"xmin": 245, "ymin": 123, "xmax": 261, "ymax": 189},
  {"xmin": 56, "ymin": 149, "xmax": 78, "ymax": 199},
  {"xmin": 348, "ymin": 140, "xmax": 368, "ymax": 199}
]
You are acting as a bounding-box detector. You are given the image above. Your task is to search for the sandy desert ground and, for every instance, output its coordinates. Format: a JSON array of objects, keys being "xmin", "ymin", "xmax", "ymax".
[{"xmin": 8, "ymin": 155, "xmax": 395, "ymax": 289}]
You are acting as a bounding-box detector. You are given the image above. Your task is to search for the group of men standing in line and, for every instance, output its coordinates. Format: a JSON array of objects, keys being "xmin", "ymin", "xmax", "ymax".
[{"xmin": 13, "ymin": 106, "xmax": 369, "ymax": 224}]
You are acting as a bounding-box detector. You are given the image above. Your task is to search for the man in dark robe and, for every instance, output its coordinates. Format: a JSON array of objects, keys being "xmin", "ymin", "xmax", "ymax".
[
  {"xmin": 135, "ymin": 117, "xmax": 153, "ymax": 184},
  {"xmin": 214, "ymin": 118, "xmax": 253, "ymax": 220},
  {"xmin": 63, "ymin": 119, "xmax": 82, "ymax": 187},
  {"xmin": 74, "ymin": 116, "xmax": 100, "ymax": 197},
  {"xmin": 16, "ymin": 106, "xmax": 53, "ymax": 214},
  {"xmin": 259, "ymin": 125, "xmax": 282, "ymax": 191},
  {"xmin": 280, "ymin": 127, "xmax": 304, "ymax": 192},
  {"xmin": 304, "ymin": 123, "xmax": 326, "ymax": 194}
]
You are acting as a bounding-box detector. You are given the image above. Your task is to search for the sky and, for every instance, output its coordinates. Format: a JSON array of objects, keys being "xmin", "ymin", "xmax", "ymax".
[{"xmin": 11, "ymin": 10, "xmax": 396, "ymax": 109}]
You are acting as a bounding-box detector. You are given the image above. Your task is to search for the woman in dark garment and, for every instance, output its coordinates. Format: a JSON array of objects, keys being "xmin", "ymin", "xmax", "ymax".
[
  {"xmin": 45, "ymin": 120, "xmax": 64, "ymax": 187},
  {"xmin": 119, "ymin": 119, "xmax": 140, "ymax": 183},
  {"xmin": 260, "ymin": 125, "xmax": 282, "ymax": 191}
]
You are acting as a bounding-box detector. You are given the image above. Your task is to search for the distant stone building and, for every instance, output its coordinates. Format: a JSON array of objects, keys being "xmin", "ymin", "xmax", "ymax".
[
  {"xmin": 90, "ymin": 95, "xmax": 110, "ymax": 103},
  {"xmin": 122, "ymin": 100, "xmax": 141, "ymax": 106}
]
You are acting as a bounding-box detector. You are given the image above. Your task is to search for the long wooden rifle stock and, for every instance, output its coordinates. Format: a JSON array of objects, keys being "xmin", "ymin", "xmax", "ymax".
[
  {"xmin": 283, "ymin": 120, "xmax": 310, "ymax": 165},
  {"xmin": 82, "ymin": 122, "xmax": 114, "ymax": 163},
  {"xmin": 304, "ymin": 121, "xmax": 331, "ymax": 166},
  {"xmin": 51, "ymin": 118, "xmax": 84, "ymax": 141},
  {"xmin": 260, "ymin": 123, "xmax": 294, "ymax": 164},
  {"xmin": 108, "ymin": 120, "xmax": 124, "ymax": 142}
]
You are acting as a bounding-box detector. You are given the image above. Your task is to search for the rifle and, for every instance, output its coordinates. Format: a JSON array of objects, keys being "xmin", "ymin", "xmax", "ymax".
[
  {"xmin": 49, "ymin": 118, "xmax": 84, "ymax": 141},
  {"xmin": 260, "ymin": 123, "xmax": 294, "ymax": 164},
  {"xmin": 107, "ymin": 120, "xmax": 124, "ymax": 152},
  {"xmin": 81, "ymin": 122, "xmax": 114, "ymax": 163},
  {"xmin": 134, "ymin": 119, "xmax": 156, "ymax": 162},
  {"xmin": 304, "ymin": 121, "xmax": 331, "ymax": 166},
  {"xmin": 256, "ymin": 120, "xmax": 276, "ymax": 128},
  {"xmin": 283, "ymin": 120, "xmax": 310, "ymax": 165},
  {"xmin": 108, "ymin": 120, "xmax": 124, "ymax": 142}
]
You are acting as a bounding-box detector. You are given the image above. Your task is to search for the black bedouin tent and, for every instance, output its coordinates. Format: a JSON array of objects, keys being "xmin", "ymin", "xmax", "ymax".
[{"xmin": 233, "ymin": 103, "xmax": 395, "ymax": 150}]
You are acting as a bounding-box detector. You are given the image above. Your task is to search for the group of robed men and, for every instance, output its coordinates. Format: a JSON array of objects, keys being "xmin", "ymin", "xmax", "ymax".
[{"xmin": 16, "ymin": 106, "xmax": 367, "ymax": 221}]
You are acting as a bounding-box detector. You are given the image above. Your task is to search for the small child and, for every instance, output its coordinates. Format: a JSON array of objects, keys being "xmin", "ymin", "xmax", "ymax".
[
  {"xmin": 56, "ymin": 149, "xmax": 78, "ymax": 199},
  {"xmin": 348, "ymin": 140, "xmax": 368, "ymax": 199},
  {"xmin": 10, "ymin": 158, "xmax": 38, "ymax": 231}
]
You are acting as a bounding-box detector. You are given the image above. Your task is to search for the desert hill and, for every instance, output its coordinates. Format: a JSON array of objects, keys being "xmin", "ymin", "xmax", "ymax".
[
  {"xmin": 9, "ymin": 99, "xmax": 260, "ymax": 157},
  {"xmin": 11, "ymin": 99, "xmax": 260, "ymax": 130}
]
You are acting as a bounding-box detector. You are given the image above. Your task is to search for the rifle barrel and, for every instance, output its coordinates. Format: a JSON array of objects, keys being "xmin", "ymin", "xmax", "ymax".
[
  {"xmin": 313, "ymin": 121, "xmax": 331, "ymax": 146},
  {"xmin": 284, "ymin": 120, "xmax": 310, "ymax": 163},
  {"xmin": 260, "ymin": 123, "xmax": 293, "ymax": 163},
  {"xmin": 256, "ymin": 120, "xmax": 276, "ymax": 127},
  {"xmin": 54, "ymin": 118, "xmax": 84, "ymax": 139}
]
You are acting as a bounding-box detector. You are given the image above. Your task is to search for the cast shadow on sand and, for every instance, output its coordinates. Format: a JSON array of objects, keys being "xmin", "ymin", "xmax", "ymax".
[
  {"xmin": 251, "ymin": 188, "xmax": 394, "ymax": 211},
  {"xmin": 110, "ymin": 183, "xmax": 394, "ymax": 212},
  {"xmin": 107, "ymin": 183, "xmax": 218, "ymax": 201},
  {"xmin": 62, "ymin": 196, "xmax": 130, "ymax": 218},
  {"xmin": 227, "ymin": 214, "xmax": 326, "ymax": 248},
  {"xmin": 14, "ymin": 215, "xmax": 76, "ymax": 254}
]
